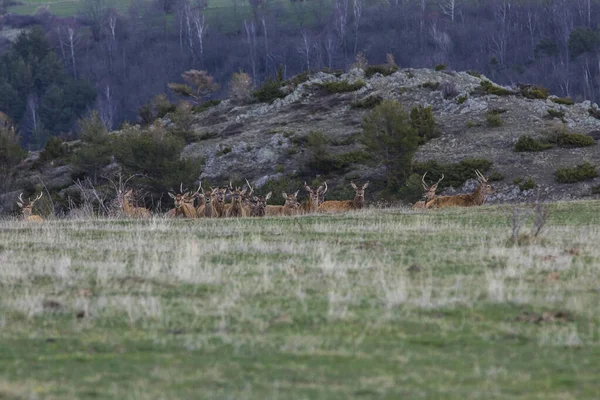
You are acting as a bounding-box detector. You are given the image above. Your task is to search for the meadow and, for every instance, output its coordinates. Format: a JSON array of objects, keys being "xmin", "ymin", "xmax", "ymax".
[{"xmin": 1, "ymin": 202, "xmax": 600, "ymax": 399}]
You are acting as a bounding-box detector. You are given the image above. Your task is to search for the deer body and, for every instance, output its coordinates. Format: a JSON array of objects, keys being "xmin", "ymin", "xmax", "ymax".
[
  {"xmin": 319, "ymin": 182, "xmax": 369, "ymax": 213},
  {"xmin": 299, "ymin": 182, "xmax": 326, "ymax": 214},
  {"xmin": 413, "ymin": 172, "xmax": 444, "ymax": 209},
  {"xmin": 426, "ymin": 170, "xmax": 493, "ymax": 209},
  {"xmin": 209, "ymin": 187, "xmax": 228, "ymax": 218},
  {"xmin": 225, "ymin": 187, "xmax": 247, "ymax": 218},
  {"xmin": 197, "ymin": 191, "xmax": 217, "ymax": 218},
  {"xmin": 266, "ymin": 191, "xmax": 300, "ymax": 216},
  {"xmin": 121, "ymin": 190, "xmax": 151, "ymax": 219},
  {"xmin": 249, "ymin": 192, "xmax": 272, "ymax": 217},
  {"xmin": 168, "ymin": 187, "xmax": 197, "ymax": 218}
]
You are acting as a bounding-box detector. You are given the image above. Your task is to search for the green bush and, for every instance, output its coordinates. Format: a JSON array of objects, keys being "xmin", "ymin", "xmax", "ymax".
[
  {"xmin": 39, "ymin": 136, "xmax": 67, "ymax": 162},
  {"xmin": 589, "ymin": 107, "xmax": 600, "ymax": 119},
  {"xmin": 351, "ymin": 95, "xmax": 383, "ymax": 109},
  {"xmin": 168, "ymin": 104, "xmax": 198, "ymax": 143},
  {"xmin": 487, "ymin": 171, "xmax": 505, "ymax": 181},
  {"xmin": 410, "ymin": 105, "xmax": 438, "ymax": 144},
  {"xmin": 73, "ymin": 111, "xmax": 112, "ymax": 185},
  {"xmin": 435, "ymin": 64, "xmax": 447, "ymax": 71},
  {"xmin": 320, "ymin": 80, "xmax": 365, "ymax": 93},
  {"xmin": 192, "ymin": 99, "xmax": 221, "ymax": 113},
  {"xmin": 486, "ymin": 111, "xmax": 503, "ymax": 127},
  {"xmin": 286, "ymin": 70, "xmax": 311, "ymax": 87},
  {"xmin": 466, "ymin": 120, "xmax": 480, "ymax": 128},
  {"xmin": 334, "ymin": 150, "xmax": 372, "ymax": 169},
  {"xmin": 421, "ymin": 81, "xmax": 440, "ymax": 90},
  {"xmin": 364, "ymin": 64, "xmax": 398, "ymax": 78},
  {"xmin": 557, "ymin": 133, "xmax": 595, "ymax": 148},
  {"xmin": 467, "ymin": 70, "xmax": 482, "ymax": 78},
  {"xmin": 306, "ymin": 131, "xmax": 328, "ymax": 147},
  {"xmin": 520, "ymin": 85, "xmax": 549, "ymax": 100},
  {"xmin": 547, "ymin": 109, "xmax": 565, "ymax": 119},
  {"xmin": 477, "ymin": 80, "xmax": 512, "ymax": 96},
  {"xmin": 138, "ymin": 94, "xmax": 177, "ymax": 125},
  {"xmin": 413, "ymin": 158, "xmax": 492, "ymax": 189},
  {"xmin": 256, "ymin": 177, "xmax": 304, "ymax": 205},
  {"xmin": 253, "ymin": 78, "xmax": 286, "ymax": 103},
  {"xmin": 555, "ymin": 162, "xmax": 598, "ymax": 183},
  {"xmin": 551, "ymin": 97, "xmax": 574, "ymax": 105},
  {"xmin": 216, "ymin": 145, "xmax": 232, "ymax": 156},
  {"xmin": 457, "ymin": 94, "xmax": 468, "ymax": 104},
  {"xmin": 514, "ymin": 135, "xmax": 553, "ymax": 152},
  {"xmin": 399, "ymin": 173, "xmax": 425, "ymax": 203},
  {"xmin": 516, "ymin": 177, "xmax": 536, "ymax": 191}
]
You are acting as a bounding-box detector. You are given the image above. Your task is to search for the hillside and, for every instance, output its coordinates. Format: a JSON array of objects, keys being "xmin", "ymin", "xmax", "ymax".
[{"xmin": 3, "ymin": 67, "xmax": 600, "ymax": 215}]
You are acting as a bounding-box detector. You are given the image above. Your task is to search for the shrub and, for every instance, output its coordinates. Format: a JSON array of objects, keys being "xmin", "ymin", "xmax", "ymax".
[
  {"xmin": 514, "ymin": 135, "xmax": 553, "ymax": 152},
  {"xmin": 547, "ymin": 109, "xmax": 565, "ymax": 119},
  {"xmin": 488, "ymin": 171, "xmax": 504, "ymax": 181},
  {"xmin": 39, "ymin": 136, "xmax": 67, "ymax": 162},
  {"xmin": 0, "ymin": 114, "xmax": 26, "ymax": 188},
  {"xmin": 435, "ymin": 64, "xmax": 447, "ymax": 71},
  {"xmin": 362, "ymin": 100, "xmax": 419, "ymax": 190},
  {"xmin": 399, "ymin": 173, "xmax": 425, "ymax": 203},
  {"xmin": 275, "ymin": 164, "xmax": 284, "ymax": 173},
  {"xmin": 466, "ymin": 120, "xmax": 479, "ymax": 128},
  {"xmin": 258, "ymin": 177, "xmax": 304, "ymax": 205},
  {"xmin": 421, "ymin": 81, "xmax": 440, "ymax": 90},
  {"xmin": 253, "ymin": 77, "xmax": 286, "ymax": 103},
  {"xmin": 440, "ymin": 81, "xmax": 459, "ymax": 99},
  {"xmin": 192, "ymin": 99, "xmax": 221, "ymax": 113},
  {"xmin": 229, "ymin": 71, "xmax": 254, "ymax": 104},
  {"xmin": 519, "ymin": 85, "xmax": 549, "ymax": 99},
  {"xmin": 516, "ymin": 177, "xmax": 536, "ymax": 191},
  {"xmin": 353, "ymin": 52, "xmax": 368, "ymax": 70},
  {"xmin": 410, "ymin": 105, "xmax": 438, "ymax": 144},
  {"xmin": 589, "ymin": 107, "xmax": 600, "ymax": 119},
  {"xmin": 555, "ymin": 162, "xmax": 598, "ymax": 183},
  {"xmin": 168, "ymin": 70, "xmax": 219, "ymax": 104},
  {"xmin": 286, "ymin": 70, "xmax": 311, "ymax": 87},
  {"xmin": 467, "ymin": 70, "xmax": 482, "ymax": 78},
  {"xmin": 551, "ymin": 97, "xmax": 574, "ymax": 105},
  {"xmin": 457, "ymin": 94, "xmax": 468, "ymax": 104},
  {"xmin": 486, "ymin": 111, "xmax": 503, "ymax": 127},
  {"xmin": 73, "ymin": 111, "xmax": 112, "ymax": 185},
  {"xmin": 413, "ymin": 158, "xmax": 492, "ymax": 189},
  {"xmin": 351, "ymin": 95, "xmax": 383, "ymax": 109},
  {"xmin": 477, "ymin": 80, "xmax": 512, "ymax": 96},
  {"xmin": 138, "ymin": 94, "xmax": 177, "ymax": 125},
  {"xmin": 557, "ymin": 133, "xmax": 595, "ymax": 147},
  {"xmin": 320, "ymin": 80, "xmax": 365, "ymax": 93},
  {"xmin": 592, "ymin": 186, "xmax": 600, "ymax": 195},
  {"xmin": 168, "ymin": 103, "xmax": 197, "ymax": 143},
  {"xmin": 216, "ymin": 145, "xmax": 232, "ymax": 156},
  {"xmin": 364, "ymin": 64, "xmax": 398, "ymax": 78},
  {"xmin": 334, "ymin": 150, "xmax": 372, "ymax": 169},
  {"xmin": 306, "ymin": 130, "xmax": 328, "ymax": 147}
]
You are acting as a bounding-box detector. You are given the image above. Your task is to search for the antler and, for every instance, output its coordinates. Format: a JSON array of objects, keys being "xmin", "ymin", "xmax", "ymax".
[
  {"xmin": 190, "ymin": 182, "xmax": 202, "ymax": 198},
  {"xmin": 432, "ymin": 173, "xmax": 444, "ymax": 188},
  {"xmin": 18, "ymin": 192, "xmax": 25, "ymax": 204},
  {"xmin": 321, "ymin": 181, "xmax": 328, "ymax": 195},
  {"xmin": 475, "ymin": 170, "xmax": 487, "ymax": 183},
  {"xmin": 421, "ymin": 172, "xmax": 429, "ymax": 189},
  {"xmin": 245, "ymin": 178, "xmax": 254, "ymax": 196},
  {"xmin": 31, "ymin": 192, "xmax": 43, "ymax": 204}
]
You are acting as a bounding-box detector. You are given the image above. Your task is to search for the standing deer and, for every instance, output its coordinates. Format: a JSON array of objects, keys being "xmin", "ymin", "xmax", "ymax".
[
  {"xmin": 266, "ymin": 191, "xmax": 300, "ymax": 216},
  {"xmin": 425, "ymin": 170, "xmax": 493, "ymax": 209},
  {"xmin": 120, "ymin": 189, "xmax": 151, "ymax": 219},
  {"xmin": 225, "ymin": 185, "xmax": 247, "ymax": 218},
  {"xmin": 412, "ymin": 172, "xmax": 444, "ymax": 209},
  {"xmin": 17, "ymin": 192, "xmax": 44, "ymax": 222},
  {"xmin": 318, "ymin": 181, "xmax": 369, "ymax": 213},
  {"xmin": 167, "ymin": 183, "xmax": 197, "ymax": 218},
  {"xmin": 249, "ymin": 192, "xmax": 272, "ymax": 217},
  {"xmin": 299, "ymin": 182, "xmax": 326, "ymax": 214}
]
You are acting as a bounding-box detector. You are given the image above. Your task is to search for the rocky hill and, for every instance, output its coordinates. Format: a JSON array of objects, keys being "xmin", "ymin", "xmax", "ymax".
[{"xmin": 3, "ymin": 67, "xmax": 600, "ymax": 215}]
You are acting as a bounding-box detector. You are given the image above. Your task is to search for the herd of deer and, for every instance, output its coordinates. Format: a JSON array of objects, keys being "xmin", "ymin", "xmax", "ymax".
[{"xmin": 15, "ymin": 170, "xmax": 493, "ymax": 221}]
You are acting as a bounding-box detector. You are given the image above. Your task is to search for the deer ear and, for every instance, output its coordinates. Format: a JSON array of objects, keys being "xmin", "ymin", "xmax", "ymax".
[
  {"xmin": 294, "ymin": 190, "xmax": 299, "ymax": 197},
  {"xmin": 16, "ymin": 202, "xmax": 23, "ymax": 208},
  {"xmin": 282, "ymin": 192, "xmax": 287, "ymax": 198},
  {"xmin": 362, "ymin": 182, "xmax": 369, "ymax": 189},
  {"xmin": 265, "ymin": 192, "xmax": 272, "ymax": 200},
  {"xmin": 351, "ymin": 181, "xmax": 358, "ymax": 189}
]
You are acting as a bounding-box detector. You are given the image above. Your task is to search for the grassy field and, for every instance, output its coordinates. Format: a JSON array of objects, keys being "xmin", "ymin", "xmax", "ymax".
[{"xmin": 1, "ymin": 202, "xmax": 600, "ymax": 399}]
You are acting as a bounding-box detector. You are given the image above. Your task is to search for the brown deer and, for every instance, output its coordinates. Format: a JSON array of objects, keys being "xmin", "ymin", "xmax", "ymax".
[
  {"xmin": 266, "ymin": 191, "xmax": 300, "ymax": 216},
  {"xmin": 425, "ymin": 170, "xmax": 493, "ymax": 209},
  {"xmin": 120, "ymin": 189, "xmax": 151, "ymax": 219},
  {"xmin": 196, "ymin": 183, "xmax": 217, "ymax": 218},
  {"xmin": 210, "ymin": 186, "xmax": 229, "ymax": 218},
  {"xmin": 17, "ymin": 192, "xmax": 44, "ymax": 222},
  {"xmin": 412, "ymin": 172, "xmax": 444, "ymax": 209},
  {"xmin": 318, "ymin": 181, "xmax": 369, "ymax": 213},
  {"xmin": 299, "ymin": 182, "xmax": 326, "ymax": 214},
  {"xmin": 225, "ymin": 185, "xmax": 247, "ymax": 218},
  {"xmin": 167, "ymin": 183, "xmax": 197, "ymax": 218},
  {"xmin": 249, "ymin": 192, "xmax": 272, "ymax": 217}
]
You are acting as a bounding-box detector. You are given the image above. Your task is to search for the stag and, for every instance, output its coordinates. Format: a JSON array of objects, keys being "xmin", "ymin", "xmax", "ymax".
[
  {"xmin": 209, "ymin": 186, "xmax": 229, "ymax": 218},
  {"xmin": 225, "ymin": 185, "xmax": 247, "ymax": 218},
  {"xmin": 266, "ymin": 191, "xmax": 300, "ymax": 216},
  {"xmin": 318, "ymin": 182, "xmax": 369, "ymax": 213},
  {"xmin": 120, "ymin": 189, "xmax": 151, "ymax": 218},
  {"xmin": 167, "ymin": 183, "xmax": 198, "ymax": 218},
  {"xmin": 249, "ymin": 192, "xmax": 272, "ymax": 217},
  {"xmin": 412, "ymin": 172, "xmax": 444, "ymax": 209},
  {"xmin": 196, "ymin": 183, "xmax": 217, "ymax": 218},
  {"xmin": 17, "ymin": 192, "xmax": 44, "ymax": 222},
  {"xmin": 299, "ymin": 182, "xmax": 326, "ymax": 214},
  {"xmin": 426, "ymin": 170, "xmax": 493, "ymax": 209}
]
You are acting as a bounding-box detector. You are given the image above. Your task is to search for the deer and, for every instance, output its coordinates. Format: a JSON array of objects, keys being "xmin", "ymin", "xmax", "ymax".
[
  {"xmin": 196, "ymin": 183, "xmax": 217, "ymax": 218},
  {"xmin": 299, "ymin": 182, "xmax": 326, "ymax": 214},
  {"xmin": 209, "ymin": 186, "xmax": 229, "ymax": 218},
  {"xmin": 318, "ymin": 181, "xmax": 369, "ymax": 213},
  {"xmin": 425, "ymin": 170, "xmax": 494, "ymax": 209},
  {"xmin": 412, "ymin": 172, "xmax": 444, "ymax": 209},
  {"xmin": 167, "ymin": 183, "xmax": 198, "ymax": 218},
  {"xmin": 17, "ymin": 192, "xmax": 44, "ymax": 222},
  {"xmin": 120, "ymin": 189, "xmax": 151, "ymax": 219},
  {"xmin": 266, "ymin": 191, "xmax": 300, "ymax": 216},
  {"xmin": 225, "ymin": 184, "xmax": 247, "ymax": 218},
  {"xmin": 249, "ymin": 192, "xmax": 272, "ymax": 217}
]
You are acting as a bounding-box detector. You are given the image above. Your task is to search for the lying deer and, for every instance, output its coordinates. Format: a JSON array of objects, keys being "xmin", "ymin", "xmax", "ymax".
[
  {"xmin": 196, "ymin": 184, "xmax": 218, "ymax": 218},
  {"xmin": 167, "ymin": 183, "xmax": 198, "ymax": 218},
  {"xmin": 120, "ymin": 189, "xmax": 151, "ymax": 219},
  {"xmin": 425, "ymin": 170, "xmax": 493, "ymax": 209},
  {"xmin": 17, "ymin": 192, "xmax": 44, "ymax": 222},
  {"xmin": 412, "ymin": 172, "xmax": 444, "ymax": 209},
  {"xmin": 299, "ymin": 182, "xmax": 326, "ymax": 214},
  {"xmin": 318, "ymin": 181, "xmax": 369, "ymax": 213},
  {"xmin": 225, "ymin": 185, "xmax": 247, "ymax": 218},
  {"xmin": 210, "ymin": 186, "xmax": 228, "ymax": 218},
  {"xmin": 266, "ymin": 191, "xmax": 300, "ymax": 216},
  {"xmin": 249, "ymin": 192, "xmax": 272, "ymax": 217}
]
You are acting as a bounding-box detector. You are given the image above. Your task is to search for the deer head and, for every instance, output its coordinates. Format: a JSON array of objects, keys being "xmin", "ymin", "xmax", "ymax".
[
  {"xmin": 210, "ymin": 186, "xmax": 227, "ymax": 204},
  {"xmin": 282, "ymin": 190, "xmax": 300, "ymax": 209},
  {"xmin": 421, "ymin": 172, "xmax": 444, "ymax": 200},
  {"xmin": 230, "ymin": 186, "xmax": 247, "ymax": 206},
  {"xmin": 350, "ymin": 181, "xmax": 369, "ymax": 207},
  {"xmin": 168, "ymin": 183, "xmax": 190, "ymax": 209},
  {"xmin": 475, "ymin": 170, "xmax": 494, "ymax": 196},
  {"xmin": 304, "ymin": 182, "xmax": 327, "ymax": 206},
  {"xmin": 252, "ymin": 192, "xmax": 272, "ymax": 216},
  {"xmin": 17, "ymin": 192, "xmax": 43, "ymax": 217}
]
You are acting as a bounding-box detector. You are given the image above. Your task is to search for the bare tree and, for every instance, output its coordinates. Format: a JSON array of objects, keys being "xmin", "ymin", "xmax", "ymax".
[
  {"xmin": 297, "ymin": 30, "xmax": 311, "ymax": 71},
  {"xmin": 192, "ymin": 11, "xmax": 208, "ymax": 67},
  {"xmin": 324, "ymin": 34, "xmax": 335, "ymax": 69},
  {"xmin": 439, "ymin": 0, "xmax": 458, "ymax": 24},
  {"xmin": 352, "ymin": 0, "xmax": 363, "ymax": 55},
  {"xmin": 98, "ymin": 84, "xmax": 116, "ymax": 130},
  {"xmin": 334, "ymin": 0, "xmax": 349, "ymax": 53},
  {"xmin": 244, "ymin": 20, "xmax": 257, "ymax": 79}
]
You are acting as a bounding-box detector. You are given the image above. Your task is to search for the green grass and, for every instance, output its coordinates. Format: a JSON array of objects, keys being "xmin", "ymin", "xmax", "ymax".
[{"xmin": 2, "ymin": 202, "xmax": 600, "ymax": 398}]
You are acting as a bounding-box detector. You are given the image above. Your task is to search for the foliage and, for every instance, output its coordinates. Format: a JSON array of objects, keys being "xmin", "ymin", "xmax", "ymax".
[
  {"xmin": 351, "ymin": 95, "xmax": 383, "ymax": 109},
  {"xmin": 0, "ymin": 114, "xmax": 26, "ymax": 188},
  {"xmin": 435, "ymin": 64, "xmax": 447, "ymax": 71},
  {"xmin": 514, "ymin": 177, "xmax": 536, "ymax": 191},
  {"xmin": 556, "ymin": 133, "xmax": 595, "ymax": 148},
  {"xmin": 421, "ymin": 81, "xmax": 440, "ymax": 90},
  {"xmin": 413, "ymin": 158, "xmax": 493, "ymax": 189},
  {"xmin": 353, "ymin": 52, "xmax": 368, "ymax": 70},
  {"xmin": 39, "ymin": 136, "xmax": 67, "ymax": 162},
  {"xmin": 568, "ymin": 27, "xmax": 600, "ymax": 59},
  {"xmin": 555, "ymin": 162, "xmax": 598, "ymax": 183},
  {"xmin": 364, "ymin": 64, "xmax": 398, "ymax": 78},
  {"xmin": 229, "ymin": 71, "xmax": 254, "ymax": 104},
  {"xmin": 485, "ymin": 111, "xmax": 503, "ymax": 127},
  {"xmin": 467, "ymin": 70, "xmax": 482, "ymax": 78},
  {"xmin": 167, "ymin": 103, "xmax": 197, "ymax": 143},
  {"xmin": 547, "ymin": 109, "xmax": 565, "ymax": 119},
  {"xmin": 487, "ymin": 170, "xmax": 505, "ymax": 181},
  {"xmin": 399, "ymin": 173, "xmax": 426, "ymax": 203},
  {"xmin": 72, "ymin": 111, "xmax": 112, "ymax": 185},
  {"xmin": 320, "ymin": 80, "xmax": 365, "ymax": 93},
  {"xmin": 440, "ymin": 81, "xmax": 459, "ymax": 99},
  {"xmin": 168, "ymin": 70, "xmax": 219, "ymax": 104},
  {"xmin": 519, "ymin": 85, "xmax": 549, "ymax": 100},
  {"xmin": 589, "ymin": 107, "xmax": 600, "ymax": 119},
  {"xmin": 253, "ymin": 77, "xmax": 286, "ymax": 103},
  {"xmin": 362, "ymin": 100, "xmax": 419, "ymax": 190},
  {"xmin": 476, "ymin": 80, "xmax": 512, "ymax": 96},
  {"xmin": 410, "ymin": 105, "xmax": 437, "ymax": 144},
  {"xmin": 258, "ymin": 177, "xmax": 304, "ymax": 205},
  {"xmin": 193, "ymin": 99, "xmax": 222, "ymax": 113},
  {"xmin": 551, "ymin": 97, "xmax": 574, "ymax": 105},
  {"xmin": 138, "ymin": 94, "xmax": 177, "ymax": 126},
  {"xmin": 457, "ymin": 94, "xmax": 468, "ymax": 104},
  {"xmin": 514, "ymin": 135, "xmax": 553, "ymax": 152}
]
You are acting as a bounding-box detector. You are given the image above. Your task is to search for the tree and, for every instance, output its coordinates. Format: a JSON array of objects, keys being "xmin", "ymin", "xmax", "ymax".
[
  {"xmin": 568, "ymin": 27, "xmax": 600, "ymax": 59},
  {"xmin": 168, "ymin": 70, "xmax": 219, "ymax": 104},
  {"xmin": 73, "ymin": 111, "xmax": 112, "ymax": 185},
  {"xmin": 0, "ymin": 113, "xmax": 26, "ymax": 191},
  {"xmin": 362, "ymin": 100, "xmax": 419, "ymax": 190},
  {"xmin": 229, "ymin": 71, "xmax": 254, "ymax": 104}
]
